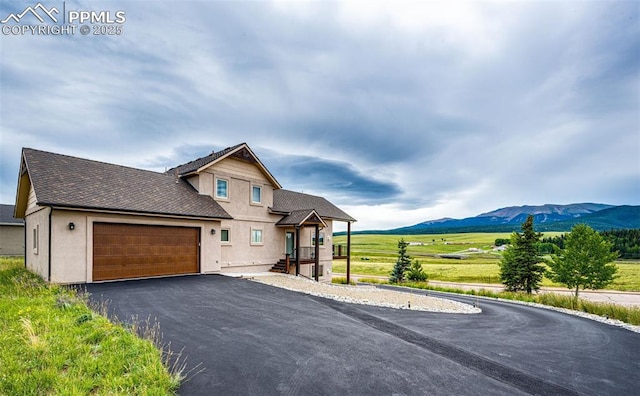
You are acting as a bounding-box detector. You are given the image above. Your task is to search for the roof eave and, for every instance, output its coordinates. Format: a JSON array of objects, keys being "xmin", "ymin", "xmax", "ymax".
[
  {"xmin": 14, "ymin": 150, "xmax": 32, "ymax": 219},
  {"xmin": 38, "ymin": 202, "xmax": 233, "ymax": 221}
]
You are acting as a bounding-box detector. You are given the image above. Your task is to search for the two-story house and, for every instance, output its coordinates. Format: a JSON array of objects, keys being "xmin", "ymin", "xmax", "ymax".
[{"xmin": 13, "ymin": 143, "xmax": 355, "ymax": 283}]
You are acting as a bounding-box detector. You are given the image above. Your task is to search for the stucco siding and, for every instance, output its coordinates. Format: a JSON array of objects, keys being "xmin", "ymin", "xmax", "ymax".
[
  {"xmin": 0, "ymin": 225, "xmax": 25, "ymax": 256},
  {"xmin": 219, "ymin": 220, "xmax": 284, "ymax": 271},
  {"xmin": 206, "ymin": 157, "xmax": 275, "ymax": 220},
  {"xmin": 210, "ymin": 155, "xmax": 285, "ymax": 272},
  {"xmin": 24, "ymin": 206, "xmax": 50, "ymax": 280},
  {"xmin": 185, "ymin": 175, "xmax": 200, "ymax": 191},
  {"xmin": 50, "ymin": 211, "xmax": 88, "ymax": 283},
  {"xmin": 211, "ymin": 157, "xmax": 267, "ymax": 182}
]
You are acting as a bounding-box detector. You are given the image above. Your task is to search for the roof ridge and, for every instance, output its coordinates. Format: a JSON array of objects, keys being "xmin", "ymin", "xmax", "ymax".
[
  {"xmin": 167, "ymin": 142, "xmax": 248, "ymax": 176},
  {"xmin": 165, "ymin": 152, "xmax": 215, "ymax": 174}
]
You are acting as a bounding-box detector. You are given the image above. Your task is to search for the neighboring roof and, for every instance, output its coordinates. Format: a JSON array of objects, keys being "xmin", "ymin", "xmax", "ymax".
[
  {"xmin": 276, "ymin": 209, "xmax": 328, "ymax": 228},
  {"xmin": 17, "ymin": 148, "xmax": 232, "ymax": 220},
  {"xmin": 0, "ymin": 204, "xmax": 23, "ymax": 225},
  {"xmin": 272, "ymin": 190, "xmax": 356, "ymax": 222},
  {"xmin": 167, "ymin": 143, "xmax": 282, "ymax": 189}
]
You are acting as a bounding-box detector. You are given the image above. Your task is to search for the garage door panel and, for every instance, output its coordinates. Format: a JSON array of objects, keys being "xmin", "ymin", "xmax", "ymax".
[{"xmin": 93, "ymin": 223, "xmax": 200, "ymax": 281}]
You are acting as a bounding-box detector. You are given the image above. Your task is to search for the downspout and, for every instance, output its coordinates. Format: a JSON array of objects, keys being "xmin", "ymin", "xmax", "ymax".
[
  {"xmin": 295, "ymin": 226, "xmax": 300, "ymax": 276},
  {"xmin": 346, "ymin": 221, "xmax": 351, "ymax": 285},
  {"xmin": 23, "ymin": 218, "xmax": 27, "ymax": 268},
  {"xmin": 48, "ymin": 207, "xmax": 52, "ymax": 282},
  {"xmin": 314, "ymin": 224, "xmax": 320, "ymax": 282}
]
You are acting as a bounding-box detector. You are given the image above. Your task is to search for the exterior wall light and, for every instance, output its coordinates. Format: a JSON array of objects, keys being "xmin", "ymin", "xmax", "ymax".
[
  {"xmin": 211, "ymin": 229, "xmax": 216, "ymax": 235},
  {"xmin": 68, "ymin": 222, "xmax": 75, "ymax": 230}
]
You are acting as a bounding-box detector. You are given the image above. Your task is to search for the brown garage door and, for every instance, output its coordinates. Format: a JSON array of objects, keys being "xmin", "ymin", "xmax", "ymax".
[{"xmin": 93, "ymin": 223, "xmax": 200, "ymax": 281}]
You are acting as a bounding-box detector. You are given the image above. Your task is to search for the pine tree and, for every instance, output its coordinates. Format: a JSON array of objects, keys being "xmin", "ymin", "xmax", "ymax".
[
  {"xmin": 406, "ymin": 259, "xmax": 428, "ymax": 282},
  {"xmin": 499, "ymin": 215, "xmax": 546, "ymax": 294},
  {"xmin": 389, "ymin": 239, "xmax": 411, "ymax": 283},
  {"xmin": 549, "ymin": 224, "xmax": 619, "ymax": 297}
]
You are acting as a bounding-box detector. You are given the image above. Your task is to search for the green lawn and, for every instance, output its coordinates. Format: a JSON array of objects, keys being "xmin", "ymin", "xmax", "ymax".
[
  {"xmin": 333, "ymin": 233, "xmax": 640, "ymax": 291},
  {"xmin": 0, "ymin": 257, "xmax": 180, "ymax": 395}
]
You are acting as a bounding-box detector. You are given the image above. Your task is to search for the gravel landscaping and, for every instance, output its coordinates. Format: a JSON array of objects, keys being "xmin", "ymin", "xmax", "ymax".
[{"xmin": 250, "ymin": 274, "xmax": 481, "ymax": 314}]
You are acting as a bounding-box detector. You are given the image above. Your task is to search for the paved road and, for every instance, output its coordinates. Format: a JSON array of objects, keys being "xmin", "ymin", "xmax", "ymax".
[
  {"xmin": 85, "ymin": 275, "xmax": 639, "ymax": 395},
  {"xmin": 334, "ymin": 273, "xmax": 640, "ymax": 306}
]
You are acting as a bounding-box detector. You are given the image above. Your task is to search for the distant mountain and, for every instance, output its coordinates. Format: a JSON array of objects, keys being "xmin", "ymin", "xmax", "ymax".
[
  {"xmin": 349, "ymin": 204, "xmax": 639, "ymax": 235},
  {"xmin": 534, "ymin": 205, "xmax": 640, "ymax": 231}
]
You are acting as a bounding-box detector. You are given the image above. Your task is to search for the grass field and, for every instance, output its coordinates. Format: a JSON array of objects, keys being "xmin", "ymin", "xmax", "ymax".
[
  {"xmin": 0, "ymin": 257, "xmax": 180, "ymax": 395},
  {"xmin": 333, "ymin": 233, "xmax": 640, "ymax": 291}
]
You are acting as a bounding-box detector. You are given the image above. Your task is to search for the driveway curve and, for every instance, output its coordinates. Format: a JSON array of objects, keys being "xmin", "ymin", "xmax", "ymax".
[{"xmin": 85, "ymin": 275, "xmax": 638, "ymax": 395}]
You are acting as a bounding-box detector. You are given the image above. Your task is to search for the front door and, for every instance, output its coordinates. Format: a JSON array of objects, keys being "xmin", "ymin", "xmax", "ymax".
[{"xmin": 285, "ymin": 231, "xmax": 295, "ymax": 258}]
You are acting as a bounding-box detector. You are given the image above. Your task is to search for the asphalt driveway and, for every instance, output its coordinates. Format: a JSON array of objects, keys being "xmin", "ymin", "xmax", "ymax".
[{"xmin": 85, "ymin": 275, "xmax": 639, "ymax": 395}]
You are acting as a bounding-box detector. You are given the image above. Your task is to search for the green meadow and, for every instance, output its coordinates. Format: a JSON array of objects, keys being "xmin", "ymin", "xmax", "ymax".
[{"xmin": 333, "ymin": 233, "xmax": 640, "ymax": 291}]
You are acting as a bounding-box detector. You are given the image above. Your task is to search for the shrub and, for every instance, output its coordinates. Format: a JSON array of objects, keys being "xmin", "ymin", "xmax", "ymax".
[
  {"xmin": 331, "ymin": 277, "xmax": 355, "ymax": 285},
  {"xmin": 406, "ymin": 260, "xmax": 428, "ymax": 282}
]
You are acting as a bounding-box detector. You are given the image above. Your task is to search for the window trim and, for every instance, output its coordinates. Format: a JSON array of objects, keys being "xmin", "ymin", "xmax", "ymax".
[
  {"xmin": 250, "ymin": 228, "xmax": 264, "ymax": 246},
  {"xmin": 215, "ymin": 177, "xmax": 229, "ymax": 200},
  {"xmin": 33, "ymin": 225, "xmax": 39, "ymax": 255},
  {"xmin": 251, "ymin": 184, "xmax": 262, "ymax": 205},
  {"xmin": 220, "ymin": 228, "xmax": 231, "ymax": 245}
]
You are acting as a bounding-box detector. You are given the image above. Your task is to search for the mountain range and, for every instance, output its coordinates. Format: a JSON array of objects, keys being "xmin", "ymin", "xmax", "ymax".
[{"xmin": 353, "ymin": 203, "xmax": 640, "ymax": 235}]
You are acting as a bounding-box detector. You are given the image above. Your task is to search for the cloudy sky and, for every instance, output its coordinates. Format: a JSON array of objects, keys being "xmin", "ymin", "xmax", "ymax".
[{"xmin": 1, "ymin": 1, "xmax": 638, "ymax": 231}]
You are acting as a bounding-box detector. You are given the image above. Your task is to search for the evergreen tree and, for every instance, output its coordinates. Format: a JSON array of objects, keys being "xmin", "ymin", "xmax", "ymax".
[
  {"xmin": 406, "ymin": 259, "xmax": 428, "ymax": 282},
  {"xmin": 548, "ymin": 224, "xmax": 619, "ymax": 297},
  {"xmin": 499, "ymin": 215, "xmax": 546, "ymax": 294},
  {"xmin": 389, "ymin": 239, "xmax": 411, "ymax": 283}
]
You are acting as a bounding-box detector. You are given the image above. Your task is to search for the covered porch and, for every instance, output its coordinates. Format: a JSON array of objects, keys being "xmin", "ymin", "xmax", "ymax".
[
  {"xmin": 268, "ymin": 209, "xmax": 353, "ymax": 282},
  {"xmin": 269, "ymin": 190, "xmax": 356, "ymax": 282},
  {"xmin": 270, "ymin": 209, "xmax": 327, "ymax": 281}
]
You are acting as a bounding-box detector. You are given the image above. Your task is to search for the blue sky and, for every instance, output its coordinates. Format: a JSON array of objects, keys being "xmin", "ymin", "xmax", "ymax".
[{"xmin": 1, "ymin": 1, "xmax": 638, "ymax": 231}]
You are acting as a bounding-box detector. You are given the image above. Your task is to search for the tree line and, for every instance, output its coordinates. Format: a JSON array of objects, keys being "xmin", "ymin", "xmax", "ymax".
[{"xmin": 498, "ymin": 229, "xmax": 640, "ymax": 259}]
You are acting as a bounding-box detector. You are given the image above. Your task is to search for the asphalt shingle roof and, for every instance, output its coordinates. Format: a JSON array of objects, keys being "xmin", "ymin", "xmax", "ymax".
[
  {"xmin": 167, "ymin": 143, "xmax": 245, "ymax": 176},
  {"xmin": 272, "ymin": 190, "xmax": 355, "ymax": 222},
  {"xmin": 22, "ymin": 148, "xmax": 232, "ymax": 219},
  {"xmin": 0, "ymin": 204, "xmax": 23, "ymax": 225}
]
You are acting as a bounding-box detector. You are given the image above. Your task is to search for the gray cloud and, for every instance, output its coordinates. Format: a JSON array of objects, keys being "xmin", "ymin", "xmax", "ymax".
[{"xmin": 1, "ymin": 1, "xmax": 638, "ymax": 229}]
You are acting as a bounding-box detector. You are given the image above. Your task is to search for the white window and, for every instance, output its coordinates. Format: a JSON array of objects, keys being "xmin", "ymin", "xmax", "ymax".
[
  {"xmin": 33, "ymin": 225, "xmax": 39, "ymax": 255},
  {"xmin": 216, "ymin": 178, "xmax": 229, "ymax": 199},
  {"xmin": 312, "ymin": 232, "xmax": 325, "ymax": 247},
  {"xmin": 251, "ymin": 185, "xmax": 262, "ymax": 204},
  {"xmin": 251, "ymin": 228, "xmax": 263, "ymax": 245},
  {"xmin": 221, "ymin": 229, "xmax": 230, "ymax": 244}
]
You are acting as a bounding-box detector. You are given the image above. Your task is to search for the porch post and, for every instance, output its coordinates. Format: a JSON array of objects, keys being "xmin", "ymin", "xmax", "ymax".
[
  {"xmin": 346, "ymin": 221, "xmax": 352, "ymax": 284},
  {"xmin": 314, "ymin": 224, "xmax": 320, "ymax": 282},
  {"xmin": 295, "ymin": 226, "xmax": 300, "ymax": 276}
]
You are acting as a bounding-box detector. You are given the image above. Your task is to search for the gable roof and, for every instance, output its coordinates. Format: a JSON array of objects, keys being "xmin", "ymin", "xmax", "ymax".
[
  {"xmin": 272, "ymin": 189, "xmax": 355, "ymax": 222},
  {"xmin": 16, "ymin": 148, "xmax": 232, "ymax": 220},
  {"xmin": 167, "ymin": 143, "xmax": 282, "ymax": 189},
  {"xmin": 276, "ymin": 209, "xmax": 328, "ymax": 228},
  {"xmin": 0, "ymin": 204, "xmax": 23, "ymax": 225}
]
